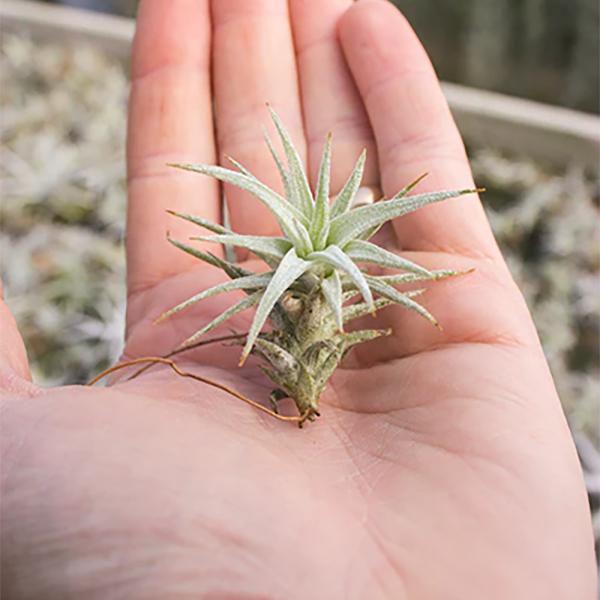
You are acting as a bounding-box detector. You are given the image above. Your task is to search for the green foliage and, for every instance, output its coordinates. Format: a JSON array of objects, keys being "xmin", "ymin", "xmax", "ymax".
[
  {"xmin": 160, "ymin": 110, "xmax": 473, "ymax": 416},
  {"xmin": 161, "ymin": 110, "xmax": 473, "ymax": 354}
]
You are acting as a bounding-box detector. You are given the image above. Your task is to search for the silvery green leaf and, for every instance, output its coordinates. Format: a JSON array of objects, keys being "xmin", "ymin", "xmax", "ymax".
[
  {"xmin": 156, "ymin": 272, "xmax": 272, "ymax": 324},
  {"xmin": 321, "ymin": 269, "xmax": 343, "ymax": 331},
  {"xmin": 342, "ymin": 290, "xmax": 425, "ymax": 322},
  {"xmin": 312, "ymin": 348, "xmax": 344, "ymax": 389},
  {"xmin": 355, "ymin": 174, "xmax": 426, "ymax": 241},
  {"xmin": 310, "ymin": 133, "xmax": 332, "ymax": 250},
  {"xmin": 226, "ymin": 155, "xmax": 254, "ymax": 178},
  {"xmin": 167, "ymin": 237, "xmax": 249, "ymax": 279},
  {"xmin": 309, "ymin": 245, "xmax": 373, "ymax": 309},
  {"xmin": 168, "ymin": 162, "xmax": 301, "ymax": 217},
  {"xmin": 330, "ymin": 150, "xmax": 366, "ymax": 219},
  {"xmin": 241, "ymin": 247, "xmax": 311, "ymax": 363},
  {"xmin": 288, "ymin": 219, "xmax": 315, "ymax": 258},
  {"xmin": 329, "ymin": 188, "xmax": 478, "ymax": 247},
  {"xmin": 263, "ymin": 130, "xmax": 299, "ymax": 211},
  {"xmin": 268, "ymin": 107, "xmax": 314, "ymax": 219},
  {"xmin": 342, "ymin": 289, "xmax": 361, "ymax": 303},
  {"xmin": 344, "ymin": 239, "xmax": 432, "ymax": 276},
  {"xmin": 339, "ymin": 328, "xmax": 391, "ymax": 350},
  {"xmin": 167, "ymin": 210, "xmax": 232, "ymax": 234},
  {"xmin": 191, "ymin": 234, "xmax": 292, "ymax": 260},
  {"xmin": 343, "ymin": 297, "xmax": 393, "ymax": 322},
  {"xmin": 366, "ymin": 276, "xmax": 439, "ymax": 327},
  {"xmin": 177, "ymin": 290, "xmax": 263, "ymax": 349},
  {"xmin": 357, "ymin": 224, "xmax": 380, "ymax": 242},
  {"xmin": 254, "ymin": 338, "xmax": 299, "ymax": 376},
  {"xmin": 377, "ymin": 269, "xmax": 466, "ymax": 285},
  {"xmin": 169, "ymin": 162, "xmax": 312, "ymax": 253}
]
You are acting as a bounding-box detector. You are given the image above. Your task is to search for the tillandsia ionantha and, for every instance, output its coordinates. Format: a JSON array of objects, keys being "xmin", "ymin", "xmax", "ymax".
[{"xmin": 155, "ymin": 108, "xmax": 478, "ymax": 425}]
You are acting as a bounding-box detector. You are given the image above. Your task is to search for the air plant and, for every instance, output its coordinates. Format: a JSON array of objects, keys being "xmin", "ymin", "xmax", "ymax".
[{"xmin": 155, "ymin": 108, "xmax": 478, "ymax": 424}]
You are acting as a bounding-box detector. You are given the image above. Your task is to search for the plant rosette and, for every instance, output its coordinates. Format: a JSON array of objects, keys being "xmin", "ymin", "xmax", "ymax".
[{"xmin": 153, "ymin": 109, "xmax": 478, "ymax": 426}]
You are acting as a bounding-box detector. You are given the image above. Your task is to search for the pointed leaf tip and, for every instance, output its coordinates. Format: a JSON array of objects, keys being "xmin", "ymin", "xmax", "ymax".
[
  {"xmin": 175, "ymin": 291, "xmax": 262, "ymax": 350},
  {"xmin": 392, "ymin": 172, "xmax": 430, "ymax": 199},
  {"xmin": 366, "ymin": 276, "xmax": 439, "ymax": 327},
  {"xmin": 330, "ymin": 149, "xmax": 366, "ymax": 218},
  {"xmin": 310, "ymin": 132, "xmax": 333, "ymax": 249},
  {"xmin": 409, "ymin": 172, "xmax": 429, "ymax": 188},
  {"xmin": 225, "ymin": 155, "xmax": 255, "ymax": 177},
  {"xmin": 268, "ymin": 106, "xmax": 315, "ymax": 218},
  {"xmin": 169, "ymin": 162, "xmax": 312, "ymax": 251},
  {"xmin": 330, "ymin": 187, "xmax": 477, "ymax": 247},
  {"xmin": 156, "ymin": 271, "xmax": 272, "ymax": 325}
]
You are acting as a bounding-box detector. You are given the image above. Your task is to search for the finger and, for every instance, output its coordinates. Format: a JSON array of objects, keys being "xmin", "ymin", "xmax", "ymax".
[
  {"xmin": 345, "ymin": 252, "xmax": 534, "ymax": 367},
  {"xmin": 211, "ymin": 0, "xmax": 305, "ymax": 238},
  {"xmin": 289, "ymin": 0, "xmax": 378, "ymax": 193},
  {"xmin": 339, "ymin": 0, "xmax": 501, "ymax": 259},
  {"xmin": 127, "ymin": 0, "xmax": 220, "ymax": 297}
]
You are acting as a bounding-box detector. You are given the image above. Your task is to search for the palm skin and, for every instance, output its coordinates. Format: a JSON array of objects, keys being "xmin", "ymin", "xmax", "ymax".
[{"xmin": 1, "ymin": 1, "xmax": 595, "ymax": 598}]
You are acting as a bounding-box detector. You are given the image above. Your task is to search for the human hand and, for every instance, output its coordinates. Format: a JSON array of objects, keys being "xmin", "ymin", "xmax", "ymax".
[{"xmin": 1, "ymin": 1, "xmax": 596, "ymax": 598}]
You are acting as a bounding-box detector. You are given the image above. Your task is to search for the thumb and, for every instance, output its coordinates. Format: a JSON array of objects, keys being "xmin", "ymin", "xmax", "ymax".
[{"xmin": 0, "ymin": 280, "xmax": 32, "ymax": 388}]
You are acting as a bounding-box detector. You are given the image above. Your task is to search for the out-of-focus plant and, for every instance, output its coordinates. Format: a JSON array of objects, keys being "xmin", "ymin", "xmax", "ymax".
[
  {"xmin": 471, "ymin": 150, "xmax": 600, "ymax": 444},
  {"xmin": 1, "ymin": 35, "xmax": 127, "ymax": 384}
]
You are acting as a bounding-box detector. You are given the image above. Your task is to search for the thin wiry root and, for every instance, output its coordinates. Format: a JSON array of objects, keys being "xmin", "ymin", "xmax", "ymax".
[
  {"xmin": 125, "ymin": 333, "xmax": 248, "ymax": 380},
  {"xmin": 87, "ymin": 356, "xmax": 310, "ymax": 425}
]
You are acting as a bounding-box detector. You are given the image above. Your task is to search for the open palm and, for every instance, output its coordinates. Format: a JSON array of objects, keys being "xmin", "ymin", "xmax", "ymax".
[{"xmin": 1, "ymin": 1, "xmax": 595, "ymax": 598}]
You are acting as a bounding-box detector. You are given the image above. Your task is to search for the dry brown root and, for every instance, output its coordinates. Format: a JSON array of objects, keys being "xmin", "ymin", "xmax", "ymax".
[
  {"xmin": 87, "ymin": 356, "xmax": 311, "ymax": 426},
  {"xmin": 125, "ymin": 333, "xmax": 247, "ymax": 380}
]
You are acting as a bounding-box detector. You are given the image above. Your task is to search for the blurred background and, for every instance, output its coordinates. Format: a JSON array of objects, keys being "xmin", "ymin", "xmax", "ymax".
[
  {"xmin": 1, "ymin": 0, "xmax": 599, "ymax": 545},
  {"xmin": 36, "ymin": 0, "xmax": 600, "ymax": 112}
]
